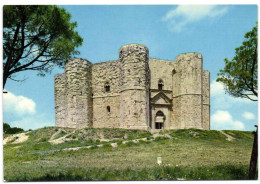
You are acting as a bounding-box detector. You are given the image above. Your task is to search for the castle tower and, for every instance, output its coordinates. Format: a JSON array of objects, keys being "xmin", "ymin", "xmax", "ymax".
[
  {"xmin": 54, "ymin": 74, "xmax": 67, "ymax": 127},
  {"xmin": 119, "ymin": 44, "xmax": 150, "ymax": 130},
  {"xmin": 65, "ymin": 58, "xmax": 93, "ymax": 128},
  {"xmin": 202, "ymin": 71, "xmax": 210, "ymax": 130},
  {"xmin": 172, "ymin": 53, "xmax": 203, "ymax": 129}
]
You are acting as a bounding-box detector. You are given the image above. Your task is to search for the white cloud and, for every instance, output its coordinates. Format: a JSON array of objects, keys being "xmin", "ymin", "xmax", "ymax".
[
  {"xmin": 242, "ymin": 112, "xmax": 255, "ymax": 120},
  {"xmin": 211, "ymin": 110, "xmax": 245, "ymax": 130},
  {"xmin": 210, "ymin": 80, "xmax": 253, "ymax": 109},
  {"xmin": 3, "ymin": 91, "xmax": 36, "ymax": 116},
  {"xmin": 211, "ymin": 80, "xmax": 224, "ymax": 97},
  {"xmin": 162, "ymin": 5, "xmax": 229, "ymax": 32},
  {"xmin": 10, "ymin": 114, "xmax": 54, "ymax": 130}
]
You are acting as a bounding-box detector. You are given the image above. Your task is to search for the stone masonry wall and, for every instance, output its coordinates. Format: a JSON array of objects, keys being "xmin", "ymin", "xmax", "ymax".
[
  {"xmin": 149, "ymin": 58, "xmax": 175, "ymax": 129},
  {"xmin": 202, "ymin": 71, "xmax": 210, "ymax": 130},
  {"xmin": 92, "ymin": 60, "xmax": 120, "ymax": 128},
  {"xmin": 65, "ymin": 58, "xmax": 92, "ymax": 129},
  {"xmin": 92, "ymin": 61, "xmax": 120, "ymax": 96},
  {"xmin": 93, "ymin": 96, "xmax": 120, "ymax": 128},
  {"xmin": 149, "ymin": 58, "xmax": 175, "ymax": 91},
  {"xmin": 119, "ymin": 44, "xmax": 150, "ymax": 130},
  {"xmin": 54, "ymin": 44, "xmax": 210, "ymax": 131},
  {"xmin": 172, "ymin": 53, "xmax": 203, "ymax": 129},
  {"xmin": 54, "ymin": 74, "xmax": 67, "ymax": 127}
]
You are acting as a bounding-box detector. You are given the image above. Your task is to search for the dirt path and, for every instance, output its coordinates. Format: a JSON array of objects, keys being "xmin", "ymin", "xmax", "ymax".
[
  {"xmin": 219, "ymin": 130, "xmax": 235, "ymax": 141},
  {"xmin": 49, "ymin": 129, "xmax": 62, "ymax": 141},
  {"xmin": 61, "ymin": 133, "xmax": 173, "ymax": 152},
  {"xmin": 3, "ymin": 132, "xmax": 29, "ymax": 145},
  {"xmin": 49, "ymin": 129, "xmax": 76, "ymax": 145},
  {"xmin": 152, "ymin": 133, "xmax": 172, "ymax": 139}
]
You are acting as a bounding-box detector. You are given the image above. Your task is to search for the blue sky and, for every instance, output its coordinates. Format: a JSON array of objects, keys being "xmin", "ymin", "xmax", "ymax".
[{"xmin": 3, "ymin": 5, "xmax": 258, "ymax": 131}]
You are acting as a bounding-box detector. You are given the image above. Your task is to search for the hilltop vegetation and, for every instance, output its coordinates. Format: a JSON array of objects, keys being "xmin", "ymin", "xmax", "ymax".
[
  {"xmin": 3, "ymin": 127, "xmax": 256, "ymax": 181},
  {"xmin": 3, "ymin": 123, "xmax": 24, "ymax": 134}
]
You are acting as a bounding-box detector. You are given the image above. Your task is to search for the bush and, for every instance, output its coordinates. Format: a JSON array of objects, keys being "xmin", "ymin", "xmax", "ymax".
[
  {"xmin": 3, "ymin": 123, "xmax": 24, "ymax": 134},
  {"xmin": 40, "ymin": 137, "xmax": 48, "ymax": 142},
  {"xmin": 102, "ymin": 144, "xmax": 112, "ymax": 151}
]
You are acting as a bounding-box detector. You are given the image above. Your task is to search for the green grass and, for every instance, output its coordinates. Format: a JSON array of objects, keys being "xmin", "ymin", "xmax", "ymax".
[
  {"xmin": 223, "ymin": 130, "xmax": 254, "ymax": 140},
  {"xmin": 3, "ymin": 127, "xmax": 256, "ymax": 181},
  {"xmin": 4, "ymin": 165, "xmax": 255, "ymax": 181},
  {"xmin": 53, "ymin": 130, "xmax": 67, "ymax": 140}
]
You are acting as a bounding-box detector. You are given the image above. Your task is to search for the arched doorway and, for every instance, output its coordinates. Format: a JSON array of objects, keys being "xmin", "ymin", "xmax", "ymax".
[{"xmin": 155, "ymin": 111, "xmax": 165, "ymax": 129}]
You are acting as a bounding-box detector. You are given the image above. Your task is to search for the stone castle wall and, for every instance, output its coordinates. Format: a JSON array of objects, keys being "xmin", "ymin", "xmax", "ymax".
[
  {"xmin": 172, "ymin": 53, "xmax": 203, "ymax": 129},
  {"xmin": 54, "ymin": 74, "xmax": 67, "ymax": 127},
  {"xmin": 149, "ymin": 58, "xmax": 175, "ymax": 91},
  {"xmin": 202, "ymin": 71, "xmax": 210, "ymax": 130},
  {"xmin": 119, "ymin": 44, "xmax": 150, "ymax": 130},
  {"xmin": 65, "ymin": 58, "xmax": 93, "ymax": 129},
  {"xmin": 54, "ymin": 44, "xmax": 210, "ymax": 130},
  {"xmin": 92, "ymin": 60, "xmax": 120, "ymax": 128}
]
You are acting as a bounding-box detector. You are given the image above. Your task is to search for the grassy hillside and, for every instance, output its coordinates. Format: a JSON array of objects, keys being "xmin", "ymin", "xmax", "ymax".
[{"xmin": 3, "ymin": 127, "xmax": 256, "ymax": 181}]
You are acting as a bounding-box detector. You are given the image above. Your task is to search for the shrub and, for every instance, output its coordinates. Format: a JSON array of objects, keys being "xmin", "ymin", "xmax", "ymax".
[
  {"xmin": 72, "ymin": 135, "xmax": 77, "ymax": 139},
  {"xmin": 40, "ymin": 137, "xmax": 48, "ymax": 142},
  {"xmin": 102, "ymin": 144, "xmax": 112, "ymax": 151},
  {"xmin": 4, "ymin": 123, "xmax": 24, "ymax": 134}
]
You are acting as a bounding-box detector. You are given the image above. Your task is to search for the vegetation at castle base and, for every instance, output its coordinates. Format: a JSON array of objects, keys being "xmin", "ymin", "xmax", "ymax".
[
  {"xmin": 3, "ymin": 127, "xmax": 256, "ymax": 181},
  {"xmin": 67, "ymin": 127, "xmax": 152, "ymax": 140}
]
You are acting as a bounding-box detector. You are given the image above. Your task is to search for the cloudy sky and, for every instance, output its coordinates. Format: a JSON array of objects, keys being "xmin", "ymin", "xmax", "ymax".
[{"xmin": 3, "ymin": 5, "xmax": 258, "ymax": 131}]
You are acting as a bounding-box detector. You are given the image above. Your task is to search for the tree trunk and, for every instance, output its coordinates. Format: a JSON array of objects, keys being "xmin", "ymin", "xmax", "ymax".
[
  {"xmin": 248, "ymin": 125, "xmax": 258, "ymax": 179},
  {"xmin": 3, "ymin": 70, "xmax": 8, "ymax": 89}
]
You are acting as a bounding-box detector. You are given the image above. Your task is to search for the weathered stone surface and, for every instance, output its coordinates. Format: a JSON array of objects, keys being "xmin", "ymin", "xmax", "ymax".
[
  {"xmin": 54, "ymin": 74, "xmax": 67, "ymax": 127},
  {"xmin": 149, "ymin": 58, "xmax": 175, "ymax": 91},
  {"xmin": 202, "ymin": 71, "xmax": 210, "ymax": 130},
  {"xmin": 172, "ymin": 53, "xmax": 203, "ymax": 129},
  {"xmin": 54, "ymin": 44, "xmax": 210, "ymax": 130},
  {"xmin": 64, "ymin": 58, "xmax": 92, "ymax": 129},
  {"xmin": 93, "ymin": 96, "xmax": 120, "ymax": 128},
  {"xmin": 92, "ymin": 60, "xmax": 120, "ymax": 128},
  {"xmin": 119, "ymin": 44, "xmax": 150, "ymax": 130}
]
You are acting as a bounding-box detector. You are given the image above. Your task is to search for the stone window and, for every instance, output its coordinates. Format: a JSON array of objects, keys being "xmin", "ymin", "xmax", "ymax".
[
  {"xmin": 105, "ymin": 82, "xmax": 110, "ymax": 92},
  {"xmin": 158, "ymin": 79, "xmax": 164, "ymax": 90},
  {"xmin": 107, "ymin": 106, "xmax": 111, "ymax": 112},
  {"xmin": 172, "ymin": 69, "xmax": 176, "ymax": 75}
]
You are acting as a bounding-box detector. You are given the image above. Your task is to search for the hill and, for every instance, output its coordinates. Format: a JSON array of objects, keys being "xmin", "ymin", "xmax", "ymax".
[{"xmin": 3, "ymin": 127, "xmax": 256, "ymax": 181}]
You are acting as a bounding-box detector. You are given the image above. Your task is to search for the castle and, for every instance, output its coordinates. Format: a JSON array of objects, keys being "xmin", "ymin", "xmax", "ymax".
[{"xmin": 54, "ymin": 44, "xmax": 210, "ymax": 130}]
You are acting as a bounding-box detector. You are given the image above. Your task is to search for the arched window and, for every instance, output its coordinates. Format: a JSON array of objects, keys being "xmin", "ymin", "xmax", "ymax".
[
  {"xmin": 156, "ymin": 111, "xmax": 164, "ymax": 117},
  {"xmin": 105, "ymin": 82, "xmax": 110, "ymax": 92},
  {"xmin": 107, "ymin": 106, "xmax": 110, "ymax": 112},
  {"xmin": 158, "ymin": 79, "xmax": 164, "ymax": 90}
]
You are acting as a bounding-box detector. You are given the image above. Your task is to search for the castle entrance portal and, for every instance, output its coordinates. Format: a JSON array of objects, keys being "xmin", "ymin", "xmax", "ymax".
[
  {"xmin": 155, "ymin": 111, "xmax": 165, "ymax": 129},
  {"xmin": 150, "ymin": 92, "xmax": 171, "ymax": 130}
]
